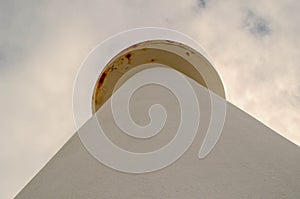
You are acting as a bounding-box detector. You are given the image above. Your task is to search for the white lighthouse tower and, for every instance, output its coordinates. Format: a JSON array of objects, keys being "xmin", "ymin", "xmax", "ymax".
[{"xmin": 15, "ymin": 28, "xmax": 300, "ymax": 199}]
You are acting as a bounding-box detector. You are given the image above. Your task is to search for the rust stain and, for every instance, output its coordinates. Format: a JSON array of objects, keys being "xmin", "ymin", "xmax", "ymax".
[
  {"xmin": 108, "ymin": 64, "xmax": 117, "ymax": 72},
  {"xmin": 97, "ymin": 71, "xmax": 107, "ymax": 88},
  {"xmin": 125, "ymin": 53, "xmax": 132, "ymax": 64},
  {"xmin": 125, "ymin": 53, "xmax": 131, "ymax": 60}
]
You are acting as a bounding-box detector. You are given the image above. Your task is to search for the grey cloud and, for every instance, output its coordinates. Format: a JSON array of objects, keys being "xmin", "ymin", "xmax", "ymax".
[
  {"xmin": 0, "ymin": 1, "xmax": 46, "ymax": 71},
  {"xmin": 243, "ymin": 10, "xmax": 271, "ymax": 37},
  {"xmin": 198, "ymin": 0, "xmax": 206, "ymax": 8}
]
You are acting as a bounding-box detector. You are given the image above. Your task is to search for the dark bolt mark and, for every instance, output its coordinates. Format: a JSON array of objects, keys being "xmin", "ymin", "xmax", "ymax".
[
  {"xmin": 151, "ymin": 59, "xmax": 155, "ymax": 62},
  {"xmin": 166, "ymin": 40, "xmax": 175, "ymax": 43},
  {"xmin": 186, "ymin": 52, "xmax": 190, "ymax": 56},
  {"xmin": 131, "ymin": 44, "xmax": 138, "ymax": 48}
]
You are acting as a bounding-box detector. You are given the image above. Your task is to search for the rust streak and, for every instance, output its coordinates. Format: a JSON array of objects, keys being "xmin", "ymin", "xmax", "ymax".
[{"xmin": 97, "ymin": 72, "xmax": 107, "ymax": 88}]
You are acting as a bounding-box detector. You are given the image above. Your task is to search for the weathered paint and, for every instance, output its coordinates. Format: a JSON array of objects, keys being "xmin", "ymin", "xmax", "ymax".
[{"xmin": 92, "ymin": 40, "xmax": 225, "ymax": 113}]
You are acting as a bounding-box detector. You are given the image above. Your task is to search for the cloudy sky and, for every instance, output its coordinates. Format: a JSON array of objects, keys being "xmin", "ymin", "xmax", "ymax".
[{"xmin": 1, "ymin": 0, "xmax": 300, "ymax": 198}]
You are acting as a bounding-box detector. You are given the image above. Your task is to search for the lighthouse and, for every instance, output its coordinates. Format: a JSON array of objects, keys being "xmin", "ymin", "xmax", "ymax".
[{"xmin": 15, "ymin": 28, "xmax": 300, "ymax": 198}]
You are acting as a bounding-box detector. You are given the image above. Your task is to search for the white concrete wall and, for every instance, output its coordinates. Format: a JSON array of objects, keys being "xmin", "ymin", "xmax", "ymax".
[{"xmin": 16, "ymin": 78, "xmax": 300, "ymax": 199}]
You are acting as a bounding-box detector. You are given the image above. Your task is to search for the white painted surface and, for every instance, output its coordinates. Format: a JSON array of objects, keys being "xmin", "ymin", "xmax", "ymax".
[{"xmin": 16, "ymin": 78, "xmax": 300, "ymax": 199}]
